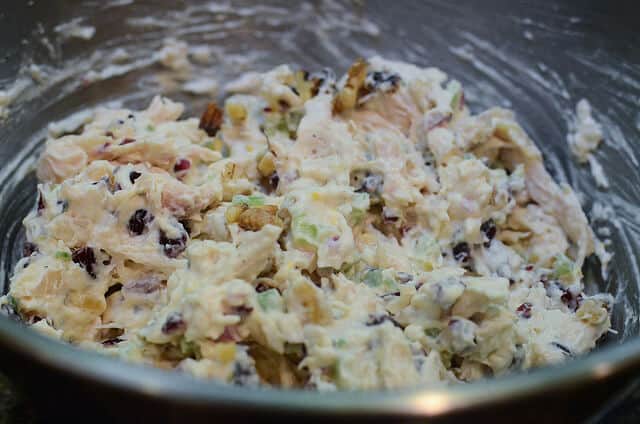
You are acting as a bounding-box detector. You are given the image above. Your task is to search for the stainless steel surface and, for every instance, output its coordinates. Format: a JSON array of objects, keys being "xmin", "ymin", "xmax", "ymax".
[{"xmin": 0, "ymin": 1, "xmax": 638, "ymax": 421}]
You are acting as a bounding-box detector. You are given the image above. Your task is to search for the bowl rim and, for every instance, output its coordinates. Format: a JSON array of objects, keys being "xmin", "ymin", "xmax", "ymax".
[{"xmin": 1, "ymin": 316, "xmax": 639, "ymax": 416}]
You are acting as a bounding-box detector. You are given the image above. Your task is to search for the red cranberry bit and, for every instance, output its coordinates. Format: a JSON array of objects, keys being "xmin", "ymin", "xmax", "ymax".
[
  {"xmin": 159, "ymin": 230, "xmax": 187, "ymax": 258},
  {"xmin": 128, "ymin": 209, "xmax": 154, "ymax": 236},
  {"xmin": 480, "ymin": 219, "xmax": 497, "ymax": 247},
  {"xmin": 22, "ymin": 242, "xmax": 38, "ymax": 257},
  {"xmin": 525, "ymin": 264, "xmax": 534, "ymax": 271},
  {"xmin": 561, "ymin": 290, "xmax": 583, "ymax": 312},
  {"xmin": 179, "ymin": 219, "xmax": 191, "ymax": 235},
  {"xmin": 119, "ymin": 138, "xmax": 136, "ymax": 145},
  {"xmin": 268, "ymin": 172, "xmax": 279, "ymax": 190},
  {"xmin": 231, "ymin": 361, "xmax": 256, "ymax": 386},
  {"xmin": 129, "ymin": 171, "xmax": 142, "ymax": 184},
  {"xmin": 452, "ymin": 242, "xmax": 471, "ymax": 264},
  {"xmin": 161, "ymin": 313, "xmax": 186, "ymax": 334},
  {"xmin": 278, "ymin": 99, "xmax": 290, "ymax": 111},
  {"xmin": 552, "ymin": 342, "xmax": 573, "ymax": 357},
  {"xmin": 255, "ymin": 283, "xmax": 270, "ymax": 293},
  {"xmin": 357, "ymin": 172, "xmax": 383, "ymax": 194},
  {"xmin": 104, "ymin": 283, "xmax": 123, "ymax": 298},
  {"xmin": 72, "ymin": 247, "xmax": 97, "ymax": 278},
  {"xmin": 174, "ymin": 158, "xmax": 191, "ymax": 173},
  {"xmin": 36, "ymin": 190, "xmax": 46, "ymax": 214},
  {"xmin": 102, "ymin": 337, "xmax": 123, "ymax": 347},
  {"xmin": 516, "ymin": 302, "xmax": 533, "ymax": 319},
  {"xmin": 366, "ymin": 314, "xmax": 403, "ymax": 328}
]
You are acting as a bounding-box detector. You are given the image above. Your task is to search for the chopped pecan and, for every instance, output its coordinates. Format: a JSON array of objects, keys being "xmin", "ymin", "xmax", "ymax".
[
  {"xmin": 238, "ymin": 205, "xmax": 278, "ymax": 231},
  {"xmin": 199, "ymin": 103, "xmax": 224, "ymax": 137},
  {"xmin": 333, "ymin": 59, "xmax": 369, "ymax": 114}
]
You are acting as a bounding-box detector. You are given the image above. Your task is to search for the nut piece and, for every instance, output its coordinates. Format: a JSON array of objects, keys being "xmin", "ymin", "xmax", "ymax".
[
  {"xmin": 257, "ymin": 152, "xmax": 276, "ymax": 177},
  {"xmin": 199, "ymin": 103, "xmax": 224, "ymax": 136},
  {"xmin": 333, "ymin": 59, "xmax": 368, "ymax": 114},
  {"xmin": 225, "ymin": 203, "xmax": 248, "ymax": 224},
  {"xmin": 238, "ymin": 205, "xmax": 278, "ymax": 231},
  {"xmin": 226, "ymin": 102, "xmax": 247, "ymax": 124}
]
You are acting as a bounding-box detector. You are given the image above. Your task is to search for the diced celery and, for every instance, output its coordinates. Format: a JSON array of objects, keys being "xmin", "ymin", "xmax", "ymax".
[
  {"xmin": 553, "ymin": 254, "xmax": 577, "ymax": 281},
  {"xmin": 55, "ymin": 251, "xmax": 71, "ymax": 261},
  {"xmin": 291, "ymin": 217, "xmax": 320, "ymax": 247},
  {"xmin": 334, "ymin": 338, "xmax": 347, "ymax": 348},
  {"xmin": 447, "ymin": 80, "xmax": 463, "ymax": 110},
  {"xmin": 232, "ymin": 194, "xmax": 265, "ymax": 207},
  {"xmin": 348, "ymin": 192, "xmax": 370, "ymax": 225},
  {"xmin": 413, "ymin": 234, "xmax": 441, "ymax": 271},
  {"xmin": 363, "ymin": 268, "xmax": 398, "ymax": 292},
  {"xmin": 424, "ymin": 327, "xmax": 441, "ymax": 338},
  {"xmin": 6, "ymin": 295, "xmax": 19, "ymax": 312},
  {"xmin": 257, "ymin": 289, "xmax": 284, "ymax": 312},
  {"xmin": 180, "ymin": 339, "xmax": 200, "ymax": 358}
]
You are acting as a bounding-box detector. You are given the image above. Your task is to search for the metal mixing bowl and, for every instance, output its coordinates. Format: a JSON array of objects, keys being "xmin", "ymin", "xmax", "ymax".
[{"xmin": 0, "ymin": 0, "xmax": 639, "ymax": 422}]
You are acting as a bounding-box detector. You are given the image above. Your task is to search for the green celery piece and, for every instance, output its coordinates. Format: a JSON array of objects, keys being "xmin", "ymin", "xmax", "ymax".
[
  {"xmin": 257, "ymin": 289, "xmax": 284, "ymax": 312},
  {"xmin": 553, "ymin": 254, "xmax": 576, "ymax": 281},
  {"xmin": 447, "ymin": 80, "xmax": 463, "ymax": 110},
  {"xmin": 292, "ymin": 217, "xmax": 320, "ymax": 246},
  {"xmin": 232, "ymin": 194, "xmax": 265, "ymax": 207},
  {"xmin": 55, "ymin": 251, "xmax": 71, "ymax": 261}
]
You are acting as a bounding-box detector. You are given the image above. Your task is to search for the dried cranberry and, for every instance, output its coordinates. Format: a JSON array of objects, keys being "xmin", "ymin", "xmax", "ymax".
[
  {"xmin": 366, "ymin": 314, "xmax": 403, "ymax": 328},
  {"xmin": 22, "ymin": 242, "xmax": 38, "ymax": 257},
  {"xmin": 128, "ymin": 209, "xmax": 154, "ymax": 236},
  {"xmin": 561, "ymin": 290, "xmax": 583, "ymax": 312},
  {"xmin": 159, "ymin": 230, "xmax": 187, "ymax": 258},
  {"xmin": 365, "ymin": 71, "xmax": 401, "ymax": 92},
  {"xmin": 105, "ymin": 283, "xmax": 123, "ymax": 298},
  {"xmin": 552, "ymin": 342, "xmax": 573, "ymax": 357},
  {"xmin": 453, "ymin": 242, "xmax": 471, "ymax": 263},
  {"xmin": 174, "ymin": 158, "xmax": 191, "ymax": 173},
  {"xmin": 480, "ymin": 219, "xmax": 497, "ymax": 247},
  {"xmin": 278, "ymin": 99, "xmax": 290, "ymax": 111},
  {"xmin": 179, "ymin": 219, "xmax": 191, "ymax": 235},
  {"xmin": 255, "ymin": 283, "xmax": 270, "ymax": 293},
  {"xmin": 161, "ymin": 313, "xmax": 186, "ymax": 334},
  {"xmin": 119, "ymin": 138, "xmax": 136, "ymax": 145},
  {"xmin": 129, "ymin": 171, "xmax": 142, "ymax": 184},
  {"xmin": 102, "ymin": 337, "xmax": 123, "ymax": 347},
  {"xmin": 356, "ymin": 173, "xmax": 383, "ymax": 194},
  {"xmin": 268, "ymin": 172, "xmax": 279, "ymax": 190},
  {"xmin": 72, "ymin": 247, "xmax": 97, "ymax": 278},
  {"xmin": 525, "ymin": 264, "xmax": 534, "ymax": 271},
  {"xmin": 37, "ymin": 190, "xmax": 46, "ymax": 213},
  {"xmin": 231, "ymin": 362, "xmax": 256, "ymax": 386},
  {"xmin": 516, "ymin": 302, "xmax": 532, "ymax": 319}
]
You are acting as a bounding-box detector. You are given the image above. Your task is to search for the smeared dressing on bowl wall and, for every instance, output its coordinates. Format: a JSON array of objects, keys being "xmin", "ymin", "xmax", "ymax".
[{"xmin": 0, "ymin": 0, "xmax": 638, "ymax": 361}]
